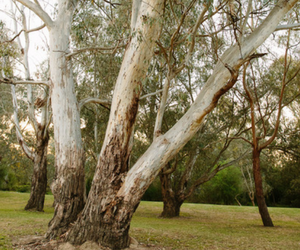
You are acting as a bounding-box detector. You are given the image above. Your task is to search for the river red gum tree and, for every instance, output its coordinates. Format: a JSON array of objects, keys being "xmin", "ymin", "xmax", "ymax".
[
  {"xmin": 67, "ymin": 0, "xmax": 299, "ymax": 249},
  {"xmin": 13, "ymin": 0, "xmax": 300, "ymax": 249},
  {"xmin": 6, "ymin": 3, "xmax": 51, "ymax": 212},
  {"xmin": 15, "ymin": 0, "xmax": 85, "ymax": 238},
  {"xmin": 242, "ymin": 32, "xmax": 296, "ymax": 226}
]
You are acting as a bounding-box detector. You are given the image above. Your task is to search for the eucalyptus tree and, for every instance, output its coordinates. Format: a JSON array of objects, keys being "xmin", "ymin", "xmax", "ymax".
[
  {"xmin": 66, "ymin": 0, "xmax": 299, "ymax": 249},
  {"xmin": 231, "ymin": 29, "xmax": 300, "ymax": 226},
  {"xmin": 3, "ymin": 2, "xmax": 52, "ymax": 212},
  {"xmin": 158, "ymin": 95, "xmax": 251, "ymax": 217},
  {"xmin": 13, "ymin": 0, "xmax": 86, "ymax": 237},
  {"xmin": 10, "ymin": 0, "xmax": 300, "ymax": 248}
]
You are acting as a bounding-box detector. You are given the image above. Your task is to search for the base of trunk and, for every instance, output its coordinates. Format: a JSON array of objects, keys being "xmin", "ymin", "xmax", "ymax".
[
  {"xmin": 160, "ymin": 199, "xmax": 182, "ymax": 218},
  {"xmin": 45, "ymin": 161, "xmax": 85, "ymax": 239},
  {"xmin": 25, "ymin": 190, "xmax": 46, "ymax": 212},
  {"xmin": 253, "ymin": 149, "xmax": 274, "ymax": 227},
  {"xmin": 67, "ymin": 201, "xmax": 134, "ymax": 250},
  {"xmin": 25, "ymin": 169, "xmax": 47, "ymax": 212},
  {"xmin": 25, "ymin": 133, "xmax": 48, "ymax": 212}
]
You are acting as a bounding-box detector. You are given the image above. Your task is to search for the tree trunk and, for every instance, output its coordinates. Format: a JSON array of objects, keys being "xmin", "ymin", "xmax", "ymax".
[
  {"xmin": 160, "ymin": 173, "xmax": 183, "ymax": 218},
  {"xmin": 46, "ymin": 0, "xmax": 85, "ymax": 239},
  {"xmin": 15, "ymin": 0, "xmax": 86, "ymax": 239},
  {"xmin": 25, "ymin": 125, "xmax": 49, "ymax": 211},
  {"xmin": 252, "ymin": 148, "xmax": 274, "ymax": 227},
  {"xmin": 67, "ymin": 1, "xmax": 164, "ymax": 248}
]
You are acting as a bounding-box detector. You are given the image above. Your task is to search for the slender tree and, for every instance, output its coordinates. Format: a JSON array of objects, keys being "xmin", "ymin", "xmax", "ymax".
[{"xmin": 237, "ymin": 30, "xmax": 300, "ymax": 226}]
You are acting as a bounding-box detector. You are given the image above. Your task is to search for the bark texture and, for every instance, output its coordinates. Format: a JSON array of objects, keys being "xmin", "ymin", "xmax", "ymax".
[
  {"xmin": 160, "ymin": 173, "xmax": 184, "ymax": 218},
  {"xmin": 25, "ymin": 125, "xmax": 49, "ymax": 211},
  {"xmin": 67, "ymin": 1, "xmax": 296, "ymax": 247},
  {"xmin": 252, "ymin": 148, "xmax": 274, "ymax": 226},
  {"xmin": 16, "ymin": 0, "xmax": 86, "ymax": 238}
]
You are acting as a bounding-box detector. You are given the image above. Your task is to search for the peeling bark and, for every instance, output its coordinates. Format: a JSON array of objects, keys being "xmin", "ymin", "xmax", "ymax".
[{"xmin": 45, "ymin": 0, "xmax": 85, "ymax": 239}]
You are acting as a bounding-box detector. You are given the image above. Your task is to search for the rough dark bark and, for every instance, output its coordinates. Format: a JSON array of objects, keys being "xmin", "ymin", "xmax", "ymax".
[
  {"xmin": 160, "ymin": 173, "xmax": 184, "ymax": 218},
  {"xmin": 252, "ymin": 148, "xmax": 274, "ymax": 227},
  {"xmin": 67, "ymin": 133, "xmax": 136, "ymax": 249},
  {"xmin": 45, "ymin": 149, "xmax": 85, "ymax": 239},
  {"xmin": 25, "ymin": 126, "xmax": 49, "ymax": 212}
]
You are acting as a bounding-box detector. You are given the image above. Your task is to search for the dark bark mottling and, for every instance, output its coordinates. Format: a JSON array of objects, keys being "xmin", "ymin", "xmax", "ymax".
[
  {"xmin": 45, "ymin": 148, "xmax": 85, "ymax": 239},
  {"xmin": 160, "ymin": 173, "xmax": 184, "ymax": 218}
]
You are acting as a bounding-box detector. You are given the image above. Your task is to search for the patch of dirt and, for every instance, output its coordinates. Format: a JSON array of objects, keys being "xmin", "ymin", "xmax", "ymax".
[{"xmin": 11, "ymin": 235, "xmax": 169, "ymax": 250}]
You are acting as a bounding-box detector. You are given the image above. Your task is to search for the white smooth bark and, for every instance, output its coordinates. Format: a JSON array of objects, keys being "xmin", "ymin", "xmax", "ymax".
[{"xmin": 11, "ymin": 85, "xmax": 35, "ymax": 160}]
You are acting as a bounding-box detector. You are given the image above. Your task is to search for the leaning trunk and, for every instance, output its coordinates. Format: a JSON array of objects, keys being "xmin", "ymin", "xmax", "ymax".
[
  {"xmin": 25, "ymin": 126, "xmax": 49, "ymax": 211},
  {"xmin": 160, "ymin": 173, "xmax": 183, "ymax": 218},
  {"xmin": 46, "ymin": 1, "xmax": 85, "ymax": 239},
  {"xmin": 252, "ymin": 148, "xmax": 274, "ymax": 226}
]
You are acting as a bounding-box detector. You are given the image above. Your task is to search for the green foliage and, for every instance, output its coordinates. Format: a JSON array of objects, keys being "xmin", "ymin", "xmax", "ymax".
[
  {"xmin": 196, "ymin": 166, "xmax": 243, "ymax": 205},
  {"xmin": 0, "ymin": 21, "xmax": 18, "ymax": 78},
  {"xmin": 142, "ymin": 177, "xmax": 162, "ymax": 201}
]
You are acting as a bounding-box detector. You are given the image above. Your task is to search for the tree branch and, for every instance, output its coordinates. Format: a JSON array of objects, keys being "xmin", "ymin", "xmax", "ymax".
[
  {"xmin": 11, "ymin": 85, "xmax": 35, "ymax": 161},
  {"xmin": 4, "ymin": 23, "xmax": 46, "ymax": 44},
  {"xmin": 79, "ymin": 97, "xmax": 111, "ymax": 111},
  {"xmin": 140, "ymin": 89, "xmax": 163, "ymax": 100},
  {"xmin": 0, "ymin": 78, "xmax": 49, "ymax": 87},
  {"xmin": 275, "ymin": 23, "xmax": 300, "ymax": 31},
  {"xmin": 259, "ymin": 31, "xmax": 290, "ymax": 150},
  {"xmin": 65, "ymin": 44, "xmax": 126, "ymax": 58},
  {"xmin": 184, "ymin": 151, "xmax": 250, "ymax": 199},
  {"xmin": 15, "ymin": 0, "xmax": 53, "ymax": 27}
]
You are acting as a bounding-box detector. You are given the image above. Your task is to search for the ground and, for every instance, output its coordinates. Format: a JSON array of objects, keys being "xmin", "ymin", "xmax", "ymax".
[
  {"xmin": 12, "ymin": 235, "xmax": 170, "ymax": 250},
  {"xmin": 2, "ymin": 192, "xmax": 300, "ymax": 250}
]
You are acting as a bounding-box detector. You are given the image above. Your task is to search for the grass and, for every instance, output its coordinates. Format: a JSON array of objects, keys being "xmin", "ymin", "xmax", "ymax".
[{"xmin": 1, "ymin": 191, "xmax": 300, "ymax": 249}]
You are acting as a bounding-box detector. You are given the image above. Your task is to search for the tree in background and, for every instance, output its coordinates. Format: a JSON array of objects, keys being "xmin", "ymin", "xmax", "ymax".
[
  {"xmin": 232, "ymin": 29, "xmax": 300, "ymax": 226},
  {"xmin": 5, "ymin": 3, "xmax": 51, "ymax": 212},
  {"xmin": 157, "ymin": 93, "xmax": 251, "ymax": 217}
]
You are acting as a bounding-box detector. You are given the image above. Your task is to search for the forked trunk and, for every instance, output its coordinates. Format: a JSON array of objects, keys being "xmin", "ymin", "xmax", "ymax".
[
  {"xmin": 252, "ymin": 149, "xmax": 274, "ymax": 227},
  {"xmin": 160, "ymin": 173, "xmax": 183, "ymax": 218},
  {"xmin": 67, "ymin": 1, "xmax": 164, "ymax": 248},
  {"xmin": 25, "ymin": 126, "xmax": 49, "ymax": 211}
]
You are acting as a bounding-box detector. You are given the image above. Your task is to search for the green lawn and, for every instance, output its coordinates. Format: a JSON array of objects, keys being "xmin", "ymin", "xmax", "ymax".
[{"xmin": 1, "ymin": 191, "xmax": 300, "ymax": 249}]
